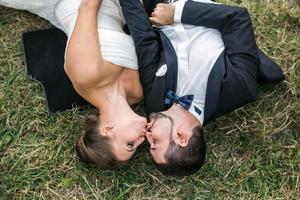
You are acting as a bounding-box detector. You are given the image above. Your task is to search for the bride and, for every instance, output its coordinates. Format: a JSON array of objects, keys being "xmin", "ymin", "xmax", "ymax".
[{"xmin": 0, "ymin": 0, "xmax": 147, "ymax": 169}]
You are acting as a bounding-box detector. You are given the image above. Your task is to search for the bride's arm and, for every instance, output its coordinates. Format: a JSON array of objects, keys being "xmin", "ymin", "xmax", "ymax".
[{"xmin": 64, "ymin": 0, "xmax": 118, "ymax": 89}]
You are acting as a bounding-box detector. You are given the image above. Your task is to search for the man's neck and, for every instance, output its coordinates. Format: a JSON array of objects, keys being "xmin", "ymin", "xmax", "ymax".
[
  {"xmin": 165, "ymin": 104, "xmax": 186, "ymax": 123},
  {"xmin": 165, "ymin": 103, "xmax": 201, "ymax": 128}
]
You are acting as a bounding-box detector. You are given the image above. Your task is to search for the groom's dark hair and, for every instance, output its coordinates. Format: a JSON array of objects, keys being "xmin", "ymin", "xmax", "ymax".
[
  {"xmin": 155, "ymin": 125, "xmax": 206, "ymax": 176},
  {"xmin": 76, "ymin": 111, "xmax": 127, "ymax": 170}
]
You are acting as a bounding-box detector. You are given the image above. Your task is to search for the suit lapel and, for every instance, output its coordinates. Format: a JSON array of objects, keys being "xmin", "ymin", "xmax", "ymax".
[
  {"xmin": 145, "ymin": 30, "xmax": 178, "ymax": 114},
  {"xmin": 158, "ymin": 30, "xmax": 178, "ymax": 93}
]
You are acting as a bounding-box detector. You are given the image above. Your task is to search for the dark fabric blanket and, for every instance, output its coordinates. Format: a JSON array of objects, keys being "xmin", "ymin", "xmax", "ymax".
[{"xmin": 22, "ymin": 28, "xmax": 90, "ymax": 113}]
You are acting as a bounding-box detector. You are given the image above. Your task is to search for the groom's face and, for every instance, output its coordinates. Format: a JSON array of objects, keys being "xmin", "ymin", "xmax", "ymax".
[{"xmin": 146, "ymin": 113, "xmax": 174, "ymax": 163}]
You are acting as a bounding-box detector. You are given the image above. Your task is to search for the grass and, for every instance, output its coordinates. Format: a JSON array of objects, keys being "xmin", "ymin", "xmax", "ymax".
[{"xmin": 0, "ymin": 0, "xmax": 299, "ymax": 199}]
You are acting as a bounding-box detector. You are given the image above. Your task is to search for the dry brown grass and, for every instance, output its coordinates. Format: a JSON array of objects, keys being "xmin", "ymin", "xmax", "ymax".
[{"xmin": 0, "ymin": 0, "xmax": 299, "ymax": 199}]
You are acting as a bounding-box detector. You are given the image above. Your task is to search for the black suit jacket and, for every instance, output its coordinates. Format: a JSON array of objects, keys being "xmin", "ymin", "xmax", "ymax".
[{"xmin": 120, "ymin": 0, "xmax": 284, "ymax": 123}]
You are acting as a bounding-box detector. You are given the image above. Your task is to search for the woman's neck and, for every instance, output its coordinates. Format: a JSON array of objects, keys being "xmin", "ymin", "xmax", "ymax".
[
  {"xmin": 95, "ymin": 68, "xmax": 143, "ymax": 112},
  {"xmin": 119, "ymin": 69, "xmax": 144, "ymax": 105},
  {"xmin": 97, "ymin": 82, "xmax": 130, "ymax": 118}
]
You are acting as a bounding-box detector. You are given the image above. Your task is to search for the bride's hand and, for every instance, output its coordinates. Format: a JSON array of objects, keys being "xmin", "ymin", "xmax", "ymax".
[{"xmin": 80, "ymin": 0, "xmax": 103, "ymax": 11}]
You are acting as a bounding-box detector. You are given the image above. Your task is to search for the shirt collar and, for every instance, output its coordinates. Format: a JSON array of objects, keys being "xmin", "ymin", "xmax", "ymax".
[{"xmin": 188, "ymin": 101, "xmax": 204, "ymax": 125}]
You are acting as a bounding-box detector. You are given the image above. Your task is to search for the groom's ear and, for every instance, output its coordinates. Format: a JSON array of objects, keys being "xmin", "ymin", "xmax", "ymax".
[
  {"xmin": 176, "ymin": 128, "xmax": 188, "ymax": 147},
  {"xmin": 100, "ymin": 123, "xmax": 114, "ymax": 136}
]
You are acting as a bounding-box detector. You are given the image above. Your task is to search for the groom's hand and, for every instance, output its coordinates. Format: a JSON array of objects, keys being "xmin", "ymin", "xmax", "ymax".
[{"xmin": 149, "ymin": 3, "xmax": 175, "ymax": 26}]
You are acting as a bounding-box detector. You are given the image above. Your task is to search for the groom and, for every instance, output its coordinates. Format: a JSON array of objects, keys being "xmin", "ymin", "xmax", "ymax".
[{"xmin": 120, "ymin": 0, "xmax": 284, "ymax": 176}]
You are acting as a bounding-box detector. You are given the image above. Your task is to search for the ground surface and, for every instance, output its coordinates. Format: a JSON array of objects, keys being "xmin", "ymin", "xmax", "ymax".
[{"xmin": 0, "ymin": 0, "xmax": 299, "ymax": 199}]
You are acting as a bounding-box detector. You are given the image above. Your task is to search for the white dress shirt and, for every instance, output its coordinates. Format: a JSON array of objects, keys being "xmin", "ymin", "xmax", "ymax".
[{"xmin": 157, "ymin": 0, "xmax": 225, "ymax": 124}]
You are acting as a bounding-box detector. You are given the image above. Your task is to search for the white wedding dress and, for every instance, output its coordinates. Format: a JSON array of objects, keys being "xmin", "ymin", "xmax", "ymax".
[{"xmin": 0, "ymin": 0, "xmax": 139, "ymax": 70}]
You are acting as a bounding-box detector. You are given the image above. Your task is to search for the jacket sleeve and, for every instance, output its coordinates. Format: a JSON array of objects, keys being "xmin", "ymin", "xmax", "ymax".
[
  {"xmin": 176, "ymin": 1, "xmax": 260, "ymax": 121},
  {"xmin": 119, "ymin": 0, "xmax": 163, "ymax": 93},
  {"xmin": 177, "ymin": 1, "xmax": 284, "ymax": 84},
  {"xmin": 142, "ymin": 0, "xmax": 164, "ymax": 17},
  {"xmin": 178, "ymin": 1, "xmax": 259, "ymax": 66}
]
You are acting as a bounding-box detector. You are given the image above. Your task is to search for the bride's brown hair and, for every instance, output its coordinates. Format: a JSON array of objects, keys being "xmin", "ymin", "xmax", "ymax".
[{"xmin": 76, "ymin": 112, "xmax": 127, "ymax": 170}]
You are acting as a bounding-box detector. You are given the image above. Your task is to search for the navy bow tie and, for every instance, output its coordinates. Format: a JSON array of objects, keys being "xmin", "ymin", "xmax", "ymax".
[{"xmin": 164, "ymin": 90, "xmax": 194, "ymax": 110}]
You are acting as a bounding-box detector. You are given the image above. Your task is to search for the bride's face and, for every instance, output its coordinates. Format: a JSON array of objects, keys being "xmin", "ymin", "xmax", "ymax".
[{"xmin": 103, "ymin": 112, "xmax": 147, "ymax": 161}]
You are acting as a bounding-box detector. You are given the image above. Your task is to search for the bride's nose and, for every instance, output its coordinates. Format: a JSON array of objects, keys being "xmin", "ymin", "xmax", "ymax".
[{"xmin": 141, "ymin": 129, "xmax": 146, "ymax": 136}]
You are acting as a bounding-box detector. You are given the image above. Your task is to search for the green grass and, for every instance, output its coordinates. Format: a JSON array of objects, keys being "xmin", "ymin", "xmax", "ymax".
[{"xmin": 0, "ymin": 0, "xmax": 299, "ymax": 199}]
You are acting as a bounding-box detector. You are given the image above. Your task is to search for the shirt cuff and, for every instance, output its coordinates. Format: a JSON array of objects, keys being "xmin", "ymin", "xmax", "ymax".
[{"xmin": 173, "ymin": 0, "xmax": 187, "ymax": 23}]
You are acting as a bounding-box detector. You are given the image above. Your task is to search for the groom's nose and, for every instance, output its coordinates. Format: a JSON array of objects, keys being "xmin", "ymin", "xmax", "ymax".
[
  {"xmin": 145, "ymin": 132, "xmax": 152, "ymax": 145},
  {"xmin": 146, "ymin": 122, "xmax": 153, "ymax": 130},
  {"xmin": 146, "ymin": 131, "xmax": 152, "ymax": 138}
]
